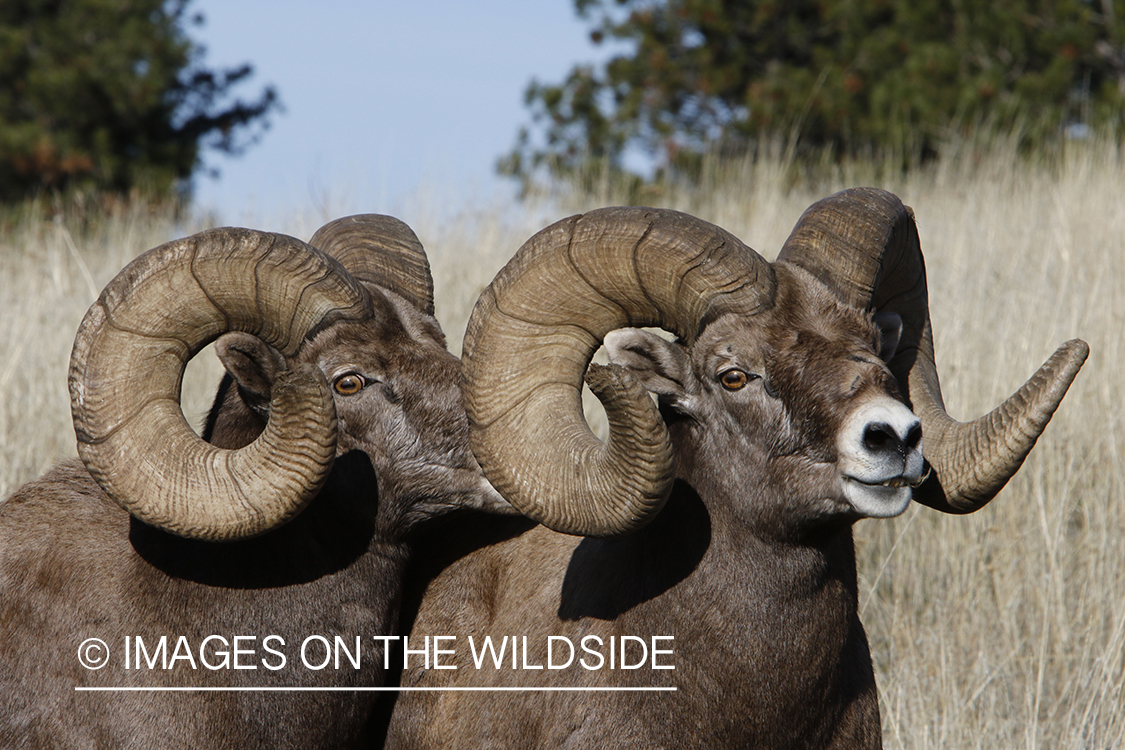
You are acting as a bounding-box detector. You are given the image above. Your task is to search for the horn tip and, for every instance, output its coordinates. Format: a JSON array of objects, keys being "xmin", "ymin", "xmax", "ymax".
[
  {"xmin": 1040, "ymin": 338, "xmax": 1089, "ymax": 405},
  {"xmin": 1060, "ymin": 338, "xmax": 1090, "ymax": 367}
]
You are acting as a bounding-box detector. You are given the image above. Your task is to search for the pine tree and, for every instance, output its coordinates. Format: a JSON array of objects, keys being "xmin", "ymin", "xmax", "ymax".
[
  {"xmin": 501, "ymin": 0, "xmax": 1125, "ymax": 184},
  {"xmin": 0, "ymin": 0, "xmax": 279, "ymax": 203}
]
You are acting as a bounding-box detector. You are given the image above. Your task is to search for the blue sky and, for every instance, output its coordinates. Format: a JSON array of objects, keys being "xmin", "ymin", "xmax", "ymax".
[{"xmin": 188, "ymin": 1, "xmax": 609, "ymax": 223}]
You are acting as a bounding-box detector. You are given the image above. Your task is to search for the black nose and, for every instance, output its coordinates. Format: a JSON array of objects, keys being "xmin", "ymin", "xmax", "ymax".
[{"xmin": 863, "ymin": 422, "xmax": 921, "ymax": 458}]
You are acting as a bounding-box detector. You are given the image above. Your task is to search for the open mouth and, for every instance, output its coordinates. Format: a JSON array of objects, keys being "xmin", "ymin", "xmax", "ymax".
[
  {"xmin": 848, "ymin": 476, "xmax": 917, "ymax": 489},
  {"xmin": 844, "ymin": 467, "xmax": 930, "ymax": 490},
  {"xmin": 840, "ymin": 473, "xmax": 919, "ymax": 518}
]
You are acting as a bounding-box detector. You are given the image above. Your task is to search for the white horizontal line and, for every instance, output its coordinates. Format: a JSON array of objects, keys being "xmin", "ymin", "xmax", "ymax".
[{"xmin": 75, "ymin": 686, "xmax": 676, "ymax": 693}]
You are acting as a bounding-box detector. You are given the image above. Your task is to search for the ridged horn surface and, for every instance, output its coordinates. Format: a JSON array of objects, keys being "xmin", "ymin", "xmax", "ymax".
[
  {"xmin": 309, "ymin": 214, "xmax": 434, "ymax": 315},
  {"xmin": 69, "ymin": 228, "xmax": 372, "ymax": 540},
  {"xmin": 462, "ymin": 206, "xmax": 774, "ymax": 537},
  {"xmin": 776, "ymin": 187, "xmax": 1088, "ymax": 513}
]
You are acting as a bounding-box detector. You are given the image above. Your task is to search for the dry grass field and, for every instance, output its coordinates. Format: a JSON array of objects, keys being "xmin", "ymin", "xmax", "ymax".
[{"xmin": 1, "ymin": 138, "xmax": 1121, "ymax": 747}]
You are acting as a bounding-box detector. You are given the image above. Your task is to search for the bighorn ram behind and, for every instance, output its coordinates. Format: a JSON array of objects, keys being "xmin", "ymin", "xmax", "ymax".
[
  {"xmin": 385, "ymin": 189, "xmax": 1087, "ymax": 749},
  {"xmin": 0, "ymin": 216, "xmax": 505, "ymax": 748}
]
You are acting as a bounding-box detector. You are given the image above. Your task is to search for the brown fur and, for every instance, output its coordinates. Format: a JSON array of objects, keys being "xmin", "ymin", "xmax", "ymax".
[
  {"xmin": 0, "ymin": 284, "xmax": 499, "ymax": 749},
  {"xmin": 383, "ymin": 264, "xmax": 908, "ymax": 749}
]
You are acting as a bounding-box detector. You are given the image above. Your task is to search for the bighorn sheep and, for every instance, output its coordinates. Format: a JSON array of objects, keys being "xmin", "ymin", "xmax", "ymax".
[
  {"xmin": 0, "ymin": 216, "xmax": 505, "ymax": 748},
  {"xmin": 384, "ymin": 189, "xmax": 1087, "ymax": 748}
]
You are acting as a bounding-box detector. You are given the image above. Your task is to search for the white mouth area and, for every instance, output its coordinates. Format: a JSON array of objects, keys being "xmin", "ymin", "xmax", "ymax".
[
  {"xmin": 837, "ymin": 397, "xmax": 924, "ymax": 519},
  {"xmin": 841, "ymin": 475, "xmax": 916, "ymax": 518}
]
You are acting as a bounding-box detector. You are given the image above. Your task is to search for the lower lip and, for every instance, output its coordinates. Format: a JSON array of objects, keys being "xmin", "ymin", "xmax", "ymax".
[{"xmin": 844, "ymin": 476, "xmax": 914, "ymax": 489}]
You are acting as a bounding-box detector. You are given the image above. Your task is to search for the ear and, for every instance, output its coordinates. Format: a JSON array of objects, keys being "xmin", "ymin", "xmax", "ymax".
[
  {"xmin": 214, "ymin": 332, "xmax": 288, "ymax": 416},
  {"xmin": 603, "ymin": 328, "xmax": 694, "ymax": 402},
  {"xmin": 873, "ymin": 311, "xmax": 902, "ymax": 364}
]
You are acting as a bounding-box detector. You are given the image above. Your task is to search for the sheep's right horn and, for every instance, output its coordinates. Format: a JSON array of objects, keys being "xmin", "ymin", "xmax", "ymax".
[
  {"xmin": 776, "ymin": 187, "xmax": 1088, "ymax": 513},
  {"xmin": 69, "ymin": 228, "xmax": 372, "ymax": 541},
  {"xmin": 309, "ymin": 214, "xmax": 435, "ymax": 315},
  {"xmin": 462, "ymin": 207, "xmax": 774, "ymax": 537}
]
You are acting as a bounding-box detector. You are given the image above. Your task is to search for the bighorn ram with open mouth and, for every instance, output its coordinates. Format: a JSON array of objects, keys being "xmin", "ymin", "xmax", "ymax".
[
  {"xmin": 384, "ymin": 188, "xmax": 1087, "ymax": 749},
  {"xmin": 1, "ymin": 216, "xmax": 505, "ymax": 749}
]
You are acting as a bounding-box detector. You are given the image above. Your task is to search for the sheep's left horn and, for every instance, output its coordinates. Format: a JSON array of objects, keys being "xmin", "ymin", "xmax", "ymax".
[
  {"xmin": 70, "ymin": 228, "xmax": 372, "ymax": 540},
  {"xmin": 776, "ymin": 187, "xmax": 1088, "ymax": 513},
  {"xmin": 463, "ymin": 207, "xmax": 774, "ymax": 537}
]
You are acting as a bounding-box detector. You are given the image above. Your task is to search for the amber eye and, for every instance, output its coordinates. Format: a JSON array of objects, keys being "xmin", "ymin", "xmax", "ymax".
[
  {"xmin": 719, "ymin": 369, "xmax": 750, "ymax": 391},
  {"xmin": 333, "ymin": 373, "xmax": 365, "ymax": 395}
]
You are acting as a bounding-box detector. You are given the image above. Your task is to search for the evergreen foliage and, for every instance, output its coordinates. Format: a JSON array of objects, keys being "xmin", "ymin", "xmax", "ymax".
[
  {"xmin": 0, "ymin": 0, "xmax": 279, "ymax": 203},
  {"xmin": 501, "ymin": 0, "xmax": 1125, "ymax": 184}
]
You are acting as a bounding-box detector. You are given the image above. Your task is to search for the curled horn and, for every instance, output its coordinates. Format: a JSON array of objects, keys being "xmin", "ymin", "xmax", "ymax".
[
  {"xmin": 776, "ymin": 187, "xmax": 1088, "ymax": 512},
  {"xmin": 462, "ymin": 207, "xmax": 774, "ymax": 537},
  {"xmin": 309, "ymin": 214, "xmax": 434, "ymax": 315},
  {"xmin": 69, "ymin": 228, "xmax": 372, "ymax": 541}
]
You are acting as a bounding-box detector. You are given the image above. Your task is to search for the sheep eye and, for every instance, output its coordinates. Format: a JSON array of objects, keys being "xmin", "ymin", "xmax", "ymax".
[
  {"xmin": 719, "ymin": 369, "xmax": 750, "ymax": 391},
  {"xmin": 333, "ymin": 373, "xmax": 365, "ymax": 395}
]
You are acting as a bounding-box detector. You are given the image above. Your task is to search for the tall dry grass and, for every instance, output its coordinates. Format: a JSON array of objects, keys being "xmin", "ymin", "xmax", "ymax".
[
  {"xmin": 0, "ymin": 137, "xmax": 1121, "ymax": 747},
  {"xmin": 0, "ymin": 200, "xmax": 212, "ymax": 494},
  {"xmin": 553, "ymin": 136, "xmax": 1124, "ymax": 748}
]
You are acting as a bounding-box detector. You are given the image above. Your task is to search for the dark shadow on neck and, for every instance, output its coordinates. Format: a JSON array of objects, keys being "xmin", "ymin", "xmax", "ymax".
[
  {"xmin": 398, "ymin": 509, "xmax": 539, "ymax": 621},
  {"xmin": 366, "ymin": 507, "xmax": 539, "ymax": 743},
  {"xmin": 557, "ymin": 480, "xmax": 710, "ymax": 621},
  {"xmin": 130, "ymin": 451, "xmax": 382, "ymax": 588}
]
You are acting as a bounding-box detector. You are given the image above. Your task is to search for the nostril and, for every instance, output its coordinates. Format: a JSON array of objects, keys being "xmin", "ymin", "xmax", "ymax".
[
  {"xmin": 904, "ymin": 423, "xmax": 922, "ymax": 452},
  {"xmin": 863, "ymin": 423, "xmax": 898, "ymax": 453}
]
